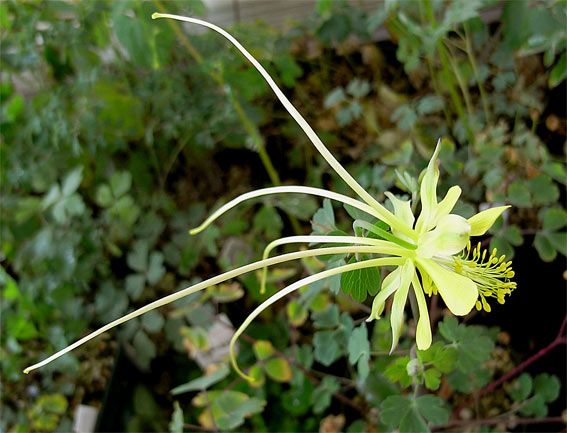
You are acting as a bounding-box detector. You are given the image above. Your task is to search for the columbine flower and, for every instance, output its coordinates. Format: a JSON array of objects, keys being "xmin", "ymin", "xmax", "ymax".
[{"xmin": 23, "ymin": 14, "xmax": 516, "ymax": 380}]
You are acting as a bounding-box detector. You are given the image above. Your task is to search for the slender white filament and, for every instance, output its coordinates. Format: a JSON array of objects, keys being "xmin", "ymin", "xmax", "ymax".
[
  {"xmin": 152, "ymin": 13, "xmax": 413, "ymax": 238},
  {"xmin": 230, "ymin": 256, "xmax": 404, "ymax": 380},
  {"xmin": 24, "ymin": 246, "xmax": 387, "ymax": 374},
  {"xmin": 258, "ymin": 235, "xmax": 406, "ymax": 292},
  {"xmin": 189, "ymin": 186, "xmax": 383, "ymax": 235}
]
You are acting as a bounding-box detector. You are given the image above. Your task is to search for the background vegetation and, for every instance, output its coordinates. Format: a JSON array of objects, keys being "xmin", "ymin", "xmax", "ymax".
[{"xmin": 1, "ymin": 0, "xmax": 565, "ymax": 432}]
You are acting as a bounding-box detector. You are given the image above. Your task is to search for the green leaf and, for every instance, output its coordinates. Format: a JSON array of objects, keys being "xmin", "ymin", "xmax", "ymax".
[
  {"xmin": 248, "ymin": 364, "xmax": 265, "ymax": 387},
  {"xmin": 542, "ymin": 161, "xmax": 567, "ymax": 183},
  {"xmin": 126, "ymin": 274, "xmax": 145, "ymax": 300},
  {"xmin": 548, "ymin": 231, "xmax": 567, "ymax": 256},
  {"xmin": 533, "ymin": 373, "xmax": 560, "ymax": 403},
  {"xmin": 534, "ymin": 233, "xmax": 557, "ymax": 262},
  {"xmin": 311, "ymin": 377, "xmax": 340, "ymax": 414},
  {"xmin": 348, "ymin": 322, "xmax": 370, "ymax": 365},
  {"xmin": 541, "ymin": 207, "xmax": 567, "ymax": 231},
  {"xmin": 253, "ymin": 340, "xmax": 275, "ymax": 361},
  {"xmin": 347, "ymin": 420, "xmax": 368, "ymax": 433},
  {"xmin": 253, "ymin": 205, "xmax": 283, "ymax": 239},
  {"xmin": 37, "ymin": 394, "xmax": 68, "ymax": 414},
  {"xmin": 448, "ymin": 368, "xmax": 492, "ymax": 393},
  {"xmin": 169, "ymin": 402, "xmax": 184, "ymax": 433},
  {"xmin": 311, "ymin": 199, "xmax": 335, "ymax": 234},
  {"xmin": 384, "ymin": 356, "xmax": 412, "ymax": 388},
  {"xmin": 3, "ymin": 94, "xmax": 24, "ymax": 122},
  {"xmin": 282, "ymin": 373, "xmax": 314, "ymax": 415},
  {"xmin": 424, "ymin": 368, "xmax": 442, "ymax": 391},
  {"xmin": 418, "ymin": 342, "xmax": 457, "ymax": 374},
  {"xmin": 62, "ymin": 167, "xmax": 83, "ymax": 196},
  {"xmin": 438, "ymin": 317, "xmax": 495, "ymax": 376},
  {"xmin": 507, "ymin": 180, "xmax": 531, "ymax": 207},
  {"xmin": 313, "ymin": 304, "xmax": 339, "ymax": 329},
  {"xmin": 112, "ymin": 12, "xmax": 152, "ymax": 68},
  {"xmin": 381, "ymin": 396, "xmax": 430, "ymax": 433},
  {"xmin": 416, "ymin": 95, "xmax": 445, "ymax": 115},
  {"xmin": 415, "ymin": 395, "xmax": 450, "ymax": 425},
  {"xmin": 6, "ymin": 315, "xmax": 38, "ymax": 341},
  {"xmin": 171, "ymin": 365, "xmax": 230, "ymax": 395},
  {"xmin": 147, "ymin": 252, "xmax": 165, "ymax": 285},
  {"xmin": 128, "ymin": 240, "xmax": 148, "ymax": 273},
  {"xmin": 207, "ymin": 283, "xmax": 244, "ymax": 303},
  {"xmin": 133, "ymin": 330, "xmax": 157, "ymax": 370},
  {"xmin": 346, "ymin": 79, "xmax": 371, "ymax": 98},
  {"xmin": 317, "ymin": 14, "xmax": 351, "ymax": 45},
  {"xmin": 549, "ymin": 52, "xmax": 566, "ymax": 88},
  {"xmin": 287, "ymin": 299, "xmax": 308, "ymax": 326},
  {"xmin": 141, "ymin": 310, "xmax": 165, "ymax": 333},
  {"xmin": 502, "ymin": 225, "xmax": 523, "ymax": 246},
  {"xmin": 265, "ymin": 357, "xmax": 293, "ymax": 382},
  {"xmin": 95, "ymin": 184, "xmax": 113, "ymax": 207},
  {"xmin": 392, "ymin": 104, "xmax": 417, "ymax": 131},
  {"xmin": 209, "ymin": 391, "xmax": 265, "ymax": 430},
  {"xmin": 528, "ymin": 175, "xmax": 559, "ymax": 205},
  {"xmin": 519, "ymin": 394, "xmax": 547, "ymax": 417},
  {"xmin": 348, "ymin": 323, "xmax": 370, "ymax": 380},
  {"xmin": 380, "ymin": 395, "xmax": 412, "ymax": 426},
  {"xmin": 1, "ymin": 268, "xmax": 19, "ymax": 300},
  {"xmin": 315, "ymin": 0, "xmax": 333, "ymax": 15},
  {"xmin": 507, "ymin": 373, "xmax": 533, "ymax": 402},
  {"xmin": 273, "ymin": 55, "xmax": 302, "ymax": 87},
  {"xmin": 313, "ymin": 330, "xmax": 341, "ymax": 366},
  {"xmin": 110, "ymin": 171, "xmax": 132, "ymax": 198},
  {"xmin": 340, "ymin": 256, "xmax": 381, "ymax": 302}
]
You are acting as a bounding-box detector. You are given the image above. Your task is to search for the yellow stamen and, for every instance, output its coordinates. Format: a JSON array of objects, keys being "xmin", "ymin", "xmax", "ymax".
[{"xmin": 451, "ymin": 242, "xmax": 517, "ymax": 312}]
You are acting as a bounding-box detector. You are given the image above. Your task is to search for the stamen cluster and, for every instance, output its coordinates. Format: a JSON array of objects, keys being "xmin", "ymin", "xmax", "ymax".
[{"xmin": 453, "ymin": 242, "xmax": 516, "ymax": 312}]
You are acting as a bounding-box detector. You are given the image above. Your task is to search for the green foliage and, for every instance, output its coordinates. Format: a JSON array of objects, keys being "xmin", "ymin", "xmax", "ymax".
[
  {"xmin": 507, "ymin": 373, "xmax": 562, "ymax": 417},
  {"xmin": 340, "ymin": 256, "xmax": 381, "ymax": 302},
  {"xmin": 381, "ymin": 394, "xmax": 449, "ymax": 433},
  {"xmin": 171, "ymin": 365, "xmax": 230, "ymax": 395},
  {"xmin": 3, "ymin": 0, "xmax": 565, "ymax": 432}
]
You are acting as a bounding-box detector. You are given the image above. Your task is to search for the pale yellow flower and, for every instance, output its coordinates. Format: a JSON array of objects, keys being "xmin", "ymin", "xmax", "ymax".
[{"xmin": 23, "ymin": 14, "xmax": 516, "ymax": 380}]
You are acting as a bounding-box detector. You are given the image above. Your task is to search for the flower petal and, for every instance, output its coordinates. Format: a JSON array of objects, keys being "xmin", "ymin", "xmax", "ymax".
[
  {"xmin": 385, "ymin": 192, "xmax": 415, "ymax": 229},
  {"xmin": 390, "ymin": 260, "xmax": 414, "ymax": 353},
  {"xmin": 416, "ymin": 258, "xmax": 478, "ymax": 316},
  {"xmin": 367, "ymin": 267, "xmax": 401, "ymax": 321},
  {"xmin": 415, "ymin": 140, "xmax": 441, "ymax": 234},
  {"xmin": 435, "ymin": 186, "xmax": 462, "ymax": 223},
  {"xmin": 468, "ymin": 205, "xmax": 510, "ymax": 236},
  {"xmin": 412, "ymin": 276, "xmax": 432, "ymax": 350},
  {"xmin": 417, "ymin": 214, "xmax": 470, "ymax": 258}
]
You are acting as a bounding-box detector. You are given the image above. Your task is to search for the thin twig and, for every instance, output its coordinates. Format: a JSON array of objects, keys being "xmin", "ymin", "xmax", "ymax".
[
  {"xmin": 434, "ymin": 415, "xmax": 565, "ymax": 431},
  {"xmin": 478, "ymin": 315, "xmax": 567, "ymax": 397}
]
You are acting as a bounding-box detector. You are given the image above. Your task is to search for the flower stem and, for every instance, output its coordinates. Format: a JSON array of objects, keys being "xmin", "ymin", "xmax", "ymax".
[
  {"xmin": 189, "ymin": 186, "xmax": 387, "ymax": 235},
  {"xmin": 23, "ymin": 246, "xmax": 391, "ymax": 374},
  {"xmin": 478, "ymin": 315, "xmax": 567, "ymax": 397},
  {"xmin": 229, "ymin": 256, "xmax": 404, "ymax": 381},
  {"xmin": 259, "ymin": 235, "xmax": 407, "ymax": 293},
  {"xmin": 151, "ymin": 2, "xmax": 301, "ymax": 233},
  {"xmin": 151, "ymin": 13, "xmax": 413, "ymax": 239}
]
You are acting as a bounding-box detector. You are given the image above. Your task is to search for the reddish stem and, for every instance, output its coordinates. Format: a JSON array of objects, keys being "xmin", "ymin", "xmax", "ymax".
[{"xmin": 478, "ymin": 315, "xmax": 567, "ymax": 397}]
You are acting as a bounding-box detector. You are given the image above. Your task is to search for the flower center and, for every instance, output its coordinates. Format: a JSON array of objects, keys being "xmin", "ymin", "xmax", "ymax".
[{"xmin": 450, "ymin": 242, "xmax": 516, "ymax": 312}]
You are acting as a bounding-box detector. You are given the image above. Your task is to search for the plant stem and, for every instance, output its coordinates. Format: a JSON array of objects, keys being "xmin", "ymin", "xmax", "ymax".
[
  {"xmin": 423, "ymin": 0, "xmax": 475, "ymax": 144},
  {"xmin": 443, "ymin": 42, "xmax": 475, "ymax": 125},
  {"xmin": 152, "ymin": 1, "xmax": 302, "ymax": 233},
  {"xmin": 478, "ymin": 315, "xmax": 567, "ymax": 397},
  {"xmin": 434, "ymin": 416, "xmax": 565, "ymax": 431},
  {"xmin": 463, "ymin": 22, "xmax": 491, "ymax": 126},
  {"xmin": 25, "ymin": 246, "xmax": 397, "ymax": 373}
]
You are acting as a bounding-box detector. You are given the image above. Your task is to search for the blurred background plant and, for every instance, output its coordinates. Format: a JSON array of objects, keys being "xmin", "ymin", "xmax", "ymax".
[{"xmin": 1, "ymin": 0, "xmax": 565, "ymax": 432}]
